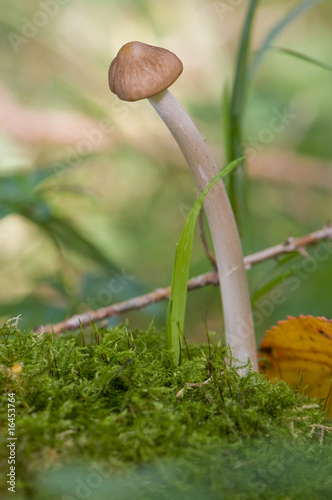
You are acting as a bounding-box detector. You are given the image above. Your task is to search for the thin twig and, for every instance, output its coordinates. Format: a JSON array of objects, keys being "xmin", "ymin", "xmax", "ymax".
[
  {"xmin": 309, "ymin": 424, "xmax": 332, "ymax": 445},
  {"xmin": 176, "ymin": 376, "xmax": 213, "ymax": 399},
  {"xmin": 197, "ymin": 210, "xmax": 217, "ymax": 269},
  {"xmin": 34, "ymin": 224, "xmax": 332, "ymax": 334}
]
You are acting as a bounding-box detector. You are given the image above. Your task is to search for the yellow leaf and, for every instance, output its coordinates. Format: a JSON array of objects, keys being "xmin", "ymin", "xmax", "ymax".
[{"xmin": 259, "ymin": 315, "xmax": 332, "ymax": 418}]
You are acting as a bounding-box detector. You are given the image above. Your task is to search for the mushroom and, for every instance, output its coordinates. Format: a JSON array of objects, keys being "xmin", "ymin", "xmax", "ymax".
[
  {"xmin": 109, "ymin": 41, "xmax": 183, "ymax": 101},
  {"xmin": 108, "ymin": 41, "xmax": 258, "ymax": 371}
]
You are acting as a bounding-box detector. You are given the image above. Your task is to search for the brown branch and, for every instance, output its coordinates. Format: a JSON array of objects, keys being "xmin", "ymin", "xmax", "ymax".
[{"xmin": 34, "ymin": 224, "xmax": 332, "ymax": 334}]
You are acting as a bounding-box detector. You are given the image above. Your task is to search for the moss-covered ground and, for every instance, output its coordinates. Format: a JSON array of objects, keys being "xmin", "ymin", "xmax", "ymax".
[{"xmin": 0, "ymin": 323, "xmax": 331, "ymax": 499}]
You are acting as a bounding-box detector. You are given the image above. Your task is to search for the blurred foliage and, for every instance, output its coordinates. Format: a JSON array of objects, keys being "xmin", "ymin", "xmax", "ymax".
[{"xmin": 0, "ymin": 0, "xmax": 331, "ymax": 343}]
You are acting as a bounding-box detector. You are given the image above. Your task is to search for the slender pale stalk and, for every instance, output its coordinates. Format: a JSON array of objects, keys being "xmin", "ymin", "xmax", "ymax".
[{"xmin": 149, "ymin": 89, "xmax": 258, "ymax": 371}]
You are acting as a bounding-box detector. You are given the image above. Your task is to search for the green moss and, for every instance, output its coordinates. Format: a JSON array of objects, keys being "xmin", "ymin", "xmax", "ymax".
[{"xmin": 0, "ymin": 324, "xmax": 331, "ymax": 499}]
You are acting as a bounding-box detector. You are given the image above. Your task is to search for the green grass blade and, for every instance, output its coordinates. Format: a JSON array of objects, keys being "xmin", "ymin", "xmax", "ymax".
[
  {"xmin": 249, "ymin": 0, "xmax": 325, "ymax": 78},
  {"xmin": 166, "ymin": 157, "xmax": 245, "ymax": 363},
  {"xmin": 37, "ymin": 215, "xmax": 120, "ymax": 273},
  {"xmin": 251, "ymin": 252, "xmax": 301, "ymax": 304},
  {"xmin": 228, "ymin": 0, "xmax": 259, "ymax": 227},
  {"xmin": 221, "ymin": 82, "xmax": 232, "ymax": 172},
  {"xmin": 228, "ymin": 0, "xmax": 259, "ymax": 161},
  {"xmin": 252, "ymin": 270, "xmax": 294, "ymax": 305},
  {"xmin": 270, "ymin": 46, "xmax": 332, "ymax": 73},
  {"xmin": 0, "ymin": 168, "xmax": 120, "ymax": 274},
  {"xmin": 227, "ymin": 0, "xmax": 259, "ymax": 253}
]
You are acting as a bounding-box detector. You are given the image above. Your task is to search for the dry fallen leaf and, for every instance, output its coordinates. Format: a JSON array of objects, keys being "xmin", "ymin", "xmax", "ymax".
[{"xmin": 259, "ymin": 315, "xmax": 332, "ymax": 418}]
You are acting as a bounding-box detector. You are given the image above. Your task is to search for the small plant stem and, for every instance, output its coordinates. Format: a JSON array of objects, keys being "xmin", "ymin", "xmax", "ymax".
[{"xmin": 148, "ymin": 90, "xmax": 258, "ymax": 371}]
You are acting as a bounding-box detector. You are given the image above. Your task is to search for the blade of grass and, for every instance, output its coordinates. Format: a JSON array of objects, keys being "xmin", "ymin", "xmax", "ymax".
[
  {"xmin": 227, "ymin": 0, "xmax": 324, "ymax": 248},
  {"xmin": 269, "ymin": 46, "xmax": 332, "ymax": 73},
  {"xmin": 227, "ymin": 0, "xmax": 259, "ymax": 251},
  {"xmin": 249, "ymin": 0, "xmax": 326, "ymax": 79},
  {"xmin": 166, "ymin": 157, "xmax": 244, "ymax": 363},
  {"xmin": 251, "ymin": 252, "xmax": 302, "ymax": 304},
  {"xmin": 228, "ymin": 0, "xmax": 259, "ymax": 162},
  {"xmin": 221, "ymin": 82, "xmax": 232, "ymax": 166},
  {"xmin": 37, "ymin": 215, "xmax": 120, "ymax": 273},
  {"xmin": 0, "ymin": 168, "xmax": 120, "ymax": 273},
  {"xmin": 252, "ymin": 270, "xmax": 294, "ymax": 305}
]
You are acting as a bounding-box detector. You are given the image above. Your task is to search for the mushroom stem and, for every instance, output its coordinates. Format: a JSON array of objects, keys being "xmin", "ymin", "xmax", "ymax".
[{"xmin": 149, "ymin": 89, "xmax": 258, "ymax": 371}]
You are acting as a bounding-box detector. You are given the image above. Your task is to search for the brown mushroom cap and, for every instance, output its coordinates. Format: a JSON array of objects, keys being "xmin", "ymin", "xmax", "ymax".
[{"xmin": 108, "ymin": 41, "xmax": 183, "ymax": 102}]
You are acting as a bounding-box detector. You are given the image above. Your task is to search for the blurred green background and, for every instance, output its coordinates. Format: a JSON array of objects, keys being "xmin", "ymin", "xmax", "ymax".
[{"xmin": 0, "ymin": 0, "xmax": 331, "ymax": 343}]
